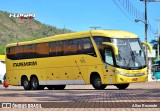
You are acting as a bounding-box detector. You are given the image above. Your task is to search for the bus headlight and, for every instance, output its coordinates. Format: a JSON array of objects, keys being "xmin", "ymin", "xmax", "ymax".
[
  {"xmin": 115, "ymin": 70, "xmax": 126, "ymax": 75},
  {"xmin": 115, "ymin": 70, "xmax": 147, "ymax": 77}
]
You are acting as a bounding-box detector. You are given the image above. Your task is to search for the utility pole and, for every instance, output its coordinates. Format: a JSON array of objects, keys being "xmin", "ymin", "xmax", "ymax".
[
  {"xmin": 138, "ymin": 0, "xmax": 148, "ymax": 63},
  {"xmin": 155, "ymin": 19, "xmax": 160, "ymax": 58},
  {"xmin": 139, "ymin": 0, "xmax": 160, "ymax": 79},
  {"xmin": 144, "ymin": 0, "xmax": 148, "ymax": 64},
  {"xmin": 90, "ymin": 26, "xmax": 101, "ymax": 30},
  {"xmin": 140, "ymin": 0, "xmax": 160, "ymax": 60}
]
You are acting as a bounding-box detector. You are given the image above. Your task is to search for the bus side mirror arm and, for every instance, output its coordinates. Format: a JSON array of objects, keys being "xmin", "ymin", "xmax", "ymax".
[
  {"xmin": 102, "ymin": 42, "xmax": 118, "ymax": 55},
  {"xmin": 142, "ymin": 42, "xmax": 152, "ymax": 54}
]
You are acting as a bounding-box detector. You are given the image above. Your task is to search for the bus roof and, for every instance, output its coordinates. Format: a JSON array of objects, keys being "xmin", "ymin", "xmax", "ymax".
[
  {"xmin": 0, "ymin": 55, "xmax": 5, "ymax": 61},
  {"xmin": 6, "ymin": 30, "xmax": 138, "ymax": 47}
]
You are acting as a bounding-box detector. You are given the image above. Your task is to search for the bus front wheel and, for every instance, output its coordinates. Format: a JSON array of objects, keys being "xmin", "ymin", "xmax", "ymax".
[
  {"xmin": 22, "ymin": 77, "xmax": 31, "ymax": 90},
  {"xmin": 115, "ymin": 84, "xmax": 129, "ymax": 89},
  {"xmin": 91, "ymin": 75, "xmax": 107, "ymax": 90},
  {"xmin": 31, "ymin": 76, "xmax": 40, "ymax": 90}
]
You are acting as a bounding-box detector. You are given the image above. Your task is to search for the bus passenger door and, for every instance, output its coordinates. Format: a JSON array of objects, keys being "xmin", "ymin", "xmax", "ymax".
[{"xmin": 104, "ymin": 49, "xmax": 116, "ymax": 84}]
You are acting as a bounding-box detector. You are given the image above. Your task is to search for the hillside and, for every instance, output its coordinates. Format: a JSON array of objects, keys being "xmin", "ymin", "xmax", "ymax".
[{"xmin": 0, "ymin": 11, "xmax": 72, "ymax": 54}]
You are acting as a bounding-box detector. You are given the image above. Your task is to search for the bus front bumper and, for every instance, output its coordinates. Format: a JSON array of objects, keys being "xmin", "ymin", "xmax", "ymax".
[
  {"xmin": 115, "ymin": 73, "xmax": 148, "ymax": 84},
  {"xmin": 114, "ymin": 69, "xmax": 148, "ymax": 84}
]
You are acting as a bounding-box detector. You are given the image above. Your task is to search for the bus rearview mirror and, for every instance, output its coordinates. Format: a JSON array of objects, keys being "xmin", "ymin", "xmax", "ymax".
[
  {"xmin": 142, "ymin": 42, "xmax": 152, "ymax": 54},
  {"xmin": 102, "ymin": 42, "xmax": 118, "ymax": 56}
]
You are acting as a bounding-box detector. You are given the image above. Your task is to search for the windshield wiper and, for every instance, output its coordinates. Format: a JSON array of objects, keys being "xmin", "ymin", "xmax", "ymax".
[
  {"xmin": 130, "ymin": 51, "xmax": 142, "ymax": 67},
  {"xmin": 126, "ymin": 57, "xmax": 132, "ymax": 69},
  {"xmin": 116, "ymin": 51, "xmax": 128, "ymax": 67}
]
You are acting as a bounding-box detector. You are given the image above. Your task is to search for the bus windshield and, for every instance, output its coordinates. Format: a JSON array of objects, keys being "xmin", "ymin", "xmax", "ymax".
[{"xmin": 112, "ymin": 38, "xmax": 146, "ymax": 69}]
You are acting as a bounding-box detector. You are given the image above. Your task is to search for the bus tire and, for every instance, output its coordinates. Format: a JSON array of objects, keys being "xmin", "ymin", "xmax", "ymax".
[
  {"xmin": 47, "ymin": 86, "xmax": 54, "ymax": 90},
  {"xmin": 22, "ymin": 77, "xmax": 31, "ymax": 90},
  {"xmin": 115, "ymin": 84, "xmax": 129, "ymax": 89},
  {"xmin": 91, "ymin": 75, "xmax": 107, "ymax": 90},
  {"xmin": 54, "ymin": 85, "xmax": 66, "ymax": 90},
  {"xmin": 31, "ymin": 76, "xmax": 40, "ymax": 90}
]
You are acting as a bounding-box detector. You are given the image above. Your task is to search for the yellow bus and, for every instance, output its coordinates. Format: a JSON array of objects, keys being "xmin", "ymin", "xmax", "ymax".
[{"xmin": 5, "ymin": 30, "xmax": 152, "ymax": 90}]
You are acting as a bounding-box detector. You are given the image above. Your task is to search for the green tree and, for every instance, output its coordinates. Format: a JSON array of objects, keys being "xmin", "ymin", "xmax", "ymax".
[
  {"xmin": 150, "ymin": 39, "xmax": 158, "ymax": 50},
  {"xmin": 150, "ymin": 39, "xmax": 159, "ymax": 60},
  {"xmin": 0, "ymin": 46, "xmax": 5, "ymax": 54}
]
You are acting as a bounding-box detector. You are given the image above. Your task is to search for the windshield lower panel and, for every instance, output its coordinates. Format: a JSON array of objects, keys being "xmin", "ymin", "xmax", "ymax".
[{"xmin": 112, "ymin": 38, "xmax": 146, "ymax": 70}]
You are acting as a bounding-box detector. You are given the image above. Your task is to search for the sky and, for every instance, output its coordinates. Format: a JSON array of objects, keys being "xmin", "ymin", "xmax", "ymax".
[{"xmin": 0, "ymin": 0, "xmax": 160, "ymax": 42}]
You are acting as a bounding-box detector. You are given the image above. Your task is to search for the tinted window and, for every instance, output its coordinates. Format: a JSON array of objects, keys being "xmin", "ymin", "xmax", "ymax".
[
  {"xmin": 77, "ymin": 38, "xmax": 95, "ymax": 56},
  {"xmin": 57, "ymin": 41, "xmax": 63, "ymax": 56},
  {"xmin": 83, "ymin": 38, "xmax": 95, "ymax": 55},
  {"xmin": 7, "ymin": 47, "xmax": 15, "ymax": 60},
  {"xmin": 71, "ymin": 39, "xmax": 78, "ymax": 54},
  {"xmin": 15, "ymin": 46, "xmax": 24, "ymax": 59},
  {"xmin": 63, "ymin": 40, "xmax": 70, "ymax": 55},
  {"xmin": 36, "ymin": 43, "xmax": 49, "ymax": 58},
  {"xmin": 50, "ymin": 42, "xmax": 57, "ymax": 56},
  {"xmin": 77, "ymin": 38, "xmax": 84, "ymax": 54},
  {"xmin": 24, "ymin": 44, "xmax": 36, "ymax": 59},
  {"xmin": 7, "ymin": 37, "xmax": 96, "ymax": 60},
  {"xmin": 93, "ymin": 36, "xmax": 110, "ymax": 60}
]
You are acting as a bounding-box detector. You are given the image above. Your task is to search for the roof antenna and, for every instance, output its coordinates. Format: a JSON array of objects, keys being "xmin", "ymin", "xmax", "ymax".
[{"xmin": 89, "ymin": 26, "xmax": 101, "ymax": 30}]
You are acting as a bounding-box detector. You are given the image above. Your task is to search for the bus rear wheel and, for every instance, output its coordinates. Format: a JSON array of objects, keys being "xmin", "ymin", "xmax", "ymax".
[
  {"xmin": 31, "ymin": 76, "xmax": 40, "ymax": 90},
  {"xmin": 53, "ymin": 85, "xmax": 66, "ymax": 90},
  {"xmin": 22, "ymin": 77, "xmax": 31, "ymax": 90},
  {"xmin": 91, "ymin": 75, "xmax": 107, "ymax": 90},
  {"xmin": 115, "ymin": 84, "xmax": 129, "ymax": 89}
]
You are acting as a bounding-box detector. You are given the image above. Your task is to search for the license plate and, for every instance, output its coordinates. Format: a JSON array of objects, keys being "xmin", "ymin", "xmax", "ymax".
[{"xmin": 132, "ymin": 78, "xmax": 138, "ymax": 81}]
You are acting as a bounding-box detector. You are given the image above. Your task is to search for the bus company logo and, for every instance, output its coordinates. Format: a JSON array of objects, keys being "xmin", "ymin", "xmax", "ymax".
[
  {"xmin": 2, "ymin": 103, "xmax": 12, "ymax": 108},
  {"xmin": 9, "ymin": 13, "xmax": 36, "ymax": 20},
  {"xmin": 13, "ymin": 61, "xmax": 37, "ymax": 67}
]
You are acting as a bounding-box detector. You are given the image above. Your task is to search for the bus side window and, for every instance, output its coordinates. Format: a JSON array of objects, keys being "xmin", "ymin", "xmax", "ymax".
[
  {"xmin": 15, "ymin": 46, "xmax": 24, "ymax": 60},
  {"xmin": 93, "ymin": 36, "xmax": 110, "ymax": 60},
  {"xmin": 71, "ymin": 39, "xmax": 78, "ymax": 55},
  {"xmin": 63, "ymin": 40, "xmax": 70, "ymax": 55},
  {"xmin": 57, "ymin": 41, "xmax": 64, "ymax": 56},
  {"xmin": 82, "ymin": 38, "xmax": 95, "ymax": 56},
  {"xmin": 24, "ymin": 44, "xmax": 36, "ymax": 59},
  {"xmin": 50, "ymin": 42, "xmax": 57, "ymax": 56},
  {"xmin": 77, "ymin": 38, "xmax": 84, "ymax": 54},
  {"xmin": 105, "ymin": 49, "xmax": 114, "ymax": 65},
  {"xmin": 6, "ymin": 48, "xmax": 10, "ymax": 59},
  {"xmin": 7, "ymin": 47, "xmax": 15, "ymax": 60},
  {"xmin": 68, "ymin": 40, "xmax": 73, "ymax": 55},
  {"xmin": 36, "ymin": 43, "xmax": 49, "ymax": 58}
]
